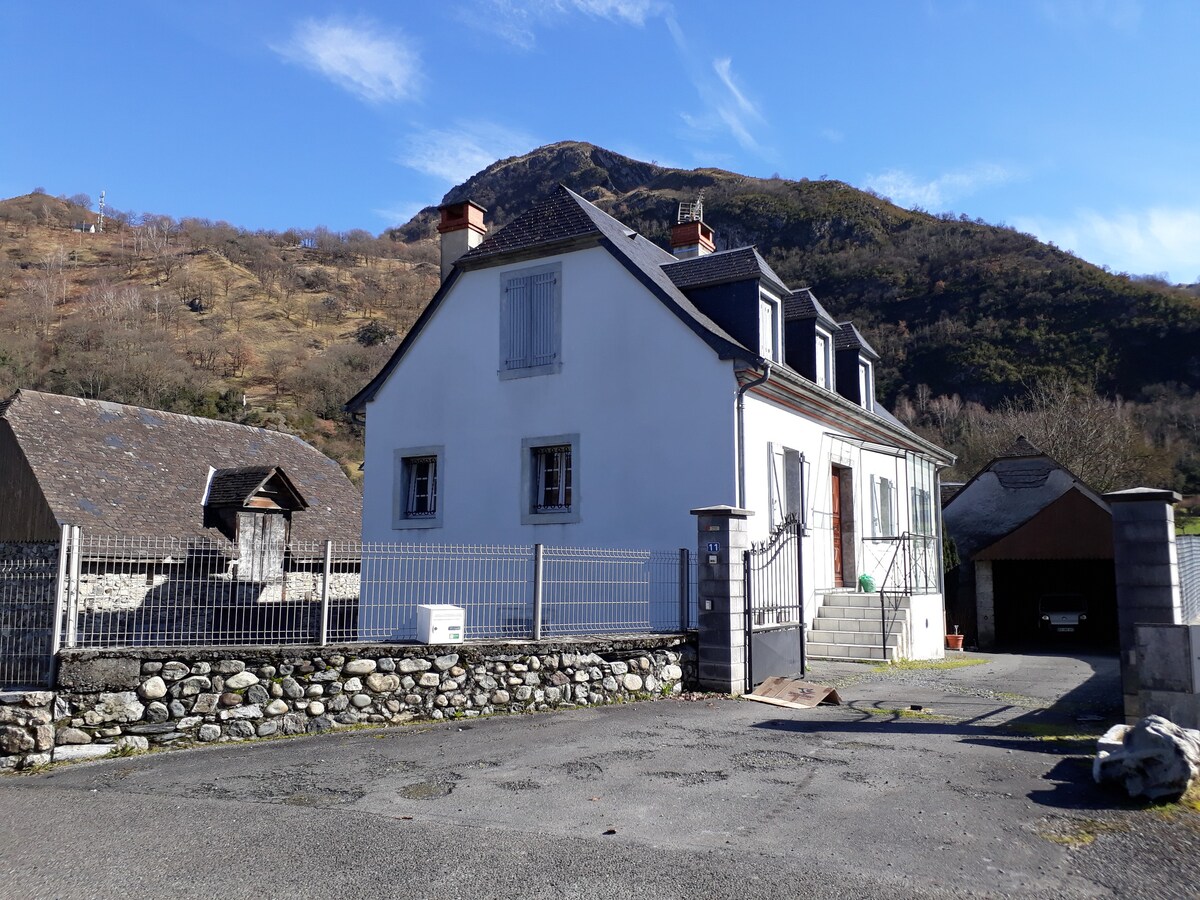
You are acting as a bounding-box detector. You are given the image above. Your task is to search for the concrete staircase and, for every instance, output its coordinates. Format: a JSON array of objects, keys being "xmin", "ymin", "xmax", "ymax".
[{"xmin": 807, "ymin": 592, "xmax": 911, "ymax": 662}]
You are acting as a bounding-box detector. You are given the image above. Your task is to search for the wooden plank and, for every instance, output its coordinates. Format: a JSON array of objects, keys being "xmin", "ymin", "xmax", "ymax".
[{"xmin": 744, "ymin": 676, "xmax": 842, "ymax": 709}]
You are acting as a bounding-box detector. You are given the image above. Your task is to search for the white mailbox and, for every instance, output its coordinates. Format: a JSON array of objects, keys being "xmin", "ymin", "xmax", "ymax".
[{"xmin": 416, "ymin": 604, "xmax": 465, "ymax": 645}]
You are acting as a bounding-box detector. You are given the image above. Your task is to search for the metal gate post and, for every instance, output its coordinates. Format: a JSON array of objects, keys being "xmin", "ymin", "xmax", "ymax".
[
  {"xmin": 49, "ymin": 522, "xmax": 71, "ymax": 660},
  {"xmin": 318, "ymin": 539, "xmax": 333, "ymax": 646},
  {"xmin": 743, "ymin": 547, "xmax": 753, "ymax": 694},
  {"xmin": 678, "ymin": 548, "xmax": 690, "ymax": 631},
  {"xmin": 532, "ymin": 543, "xmax": 544, "ymax": 640},
  {"xmin": 65, "ymin": 526, "xmax": 82, "ymax": 649}
]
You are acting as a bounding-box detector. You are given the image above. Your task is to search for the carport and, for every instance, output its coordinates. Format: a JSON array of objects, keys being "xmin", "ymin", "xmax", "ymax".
[{"xmin": 974, "ymin": 488, "xmax": 1117, "ymax": 650}]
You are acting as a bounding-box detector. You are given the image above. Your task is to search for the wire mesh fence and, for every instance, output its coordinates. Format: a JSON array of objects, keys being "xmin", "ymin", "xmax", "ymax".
[
  {"xmin": 1177, "ymin": 535, "xmax": 1200, "ymax": 624},
  {"xmin": 7, "ymin": 533, "xmax": 696, "ymax": 664},
  {"xmin": 0, "ymin": 545, "xmax": 61, "ymax": 689}
]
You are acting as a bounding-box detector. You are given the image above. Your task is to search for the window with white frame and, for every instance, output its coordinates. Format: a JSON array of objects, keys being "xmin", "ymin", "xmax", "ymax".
[
  {"xmin": 858, "ymin": 361, "xmax": 874, "ymax": 410},
  {"xmin": 393, "ymin": 446, "xmax": 443, "ymax": 529},
  {"xmin": 521, "ymin": 434, "xmax": 580, "ymax": 524},
  {"xmin": 870, "ymin": 474, "xmax": 898, "ymax": 537},
  {"xmin": 815, "ymin": 328, "xmax": 833, "ymax": 390},
  {"xmin": 501, "ymin": 263, "xmax": 561, "ymax": 378},
  {"xmin": 768, "ymin": 443, "xmax": 808, "ymax": 530}
]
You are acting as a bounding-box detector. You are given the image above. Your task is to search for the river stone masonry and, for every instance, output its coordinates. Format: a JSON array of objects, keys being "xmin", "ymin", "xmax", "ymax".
[{"xmin": 0, "ymin": 637, "xmax": 695, "ymax": 768}]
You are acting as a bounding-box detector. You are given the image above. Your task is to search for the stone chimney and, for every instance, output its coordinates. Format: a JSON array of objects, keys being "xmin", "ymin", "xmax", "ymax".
[
  {"xmin": 670, "ymin": 220, "xmax": 716, "ymax": 260},
  {"xmin": 437, "ymin": 200, "xmax": 487, "ymax": 281}
]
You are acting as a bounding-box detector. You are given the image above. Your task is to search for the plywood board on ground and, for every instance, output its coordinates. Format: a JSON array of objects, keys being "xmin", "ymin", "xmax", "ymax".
[{"xmin": 744, "ymin": 676, "xmax": 842, "ymax": 709}]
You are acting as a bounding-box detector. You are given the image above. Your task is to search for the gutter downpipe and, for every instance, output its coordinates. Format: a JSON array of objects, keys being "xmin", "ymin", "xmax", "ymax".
[{"xmin": 735, "ymin": 361, "xmax": 772, "ymax": 509}]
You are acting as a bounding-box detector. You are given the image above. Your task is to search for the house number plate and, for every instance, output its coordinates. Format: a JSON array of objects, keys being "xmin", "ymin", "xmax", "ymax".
[{"xmin": 706, "ymin": 542, "xmax": 721, "ymax": 553}]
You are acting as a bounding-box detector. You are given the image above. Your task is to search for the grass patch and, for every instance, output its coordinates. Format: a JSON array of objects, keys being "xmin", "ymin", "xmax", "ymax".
[
  {"xmin": 1038, "ymin": 817, "xmax": 1127, "ymax": 847},
  {"xmin": 861, "ymin": 706, "xmax": 947, "ymax": 721},
  {"xmin": 1008, "ymin": 721, "xmax": 1104, "ymax": 740},
  {"xmin": 871, "ymin": 657, "xmax": 988, "ymax": 672}
]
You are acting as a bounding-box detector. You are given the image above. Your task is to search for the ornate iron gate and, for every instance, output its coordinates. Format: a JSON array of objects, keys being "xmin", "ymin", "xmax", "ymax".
[{"xmin": 744, "ymin": 515, "xmax": 805, "ymax": 690}]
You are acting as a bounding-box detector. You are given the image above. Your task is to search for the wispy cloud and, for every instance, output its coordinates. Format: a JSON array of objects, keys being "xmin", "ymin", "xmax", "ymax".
[
  {"xmin": 1014, "ymin": 207, "xmax": 1200, "ymax": 283},
  {"xmin": 1035, "ymin": 0, "xmax": 1142, "ymax": 31},
  {"xmin": 397, "ymin": 122, "xmax": 538, "ymax": 184},
  {"xmin": 466, "ymin": 0, "xmax": 667, "ymax": 49},
  {"xmin": 864, "ymin": 163, "xmax": 1018, "ymax": 210},
  {"xmin": 374, "ymin": 202, "xmax": 424, "ymax": 227},
  {"xmin": 272, "ymin": 17, "xmax": 421, "ymax": 104},
  {"xmin": 819, "ymin": 128, "xmax": 845, "ymax": 144}
]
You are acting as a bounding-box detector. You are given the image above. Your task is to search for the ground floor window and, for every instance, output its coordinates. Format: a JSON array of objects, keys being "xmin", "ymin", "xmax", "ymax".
[
  {"xmin": 521, "ymin": 434, "xmax": 580, "ymax": 524},
  {"xmin": 393, "ymin": 446, "xmax": 444, "ymax": 529}
]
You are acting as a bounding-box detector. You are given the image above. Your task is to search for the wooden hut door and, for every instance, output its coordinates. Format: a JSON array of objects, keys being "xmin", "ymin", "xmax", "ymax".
[
  {"xmin": 831, "ymin": 468, "xmax": 844, "ymax": 587},
  {"xmin": 237, "ymin": 512, "xmax": 287, "ymax": 582}
]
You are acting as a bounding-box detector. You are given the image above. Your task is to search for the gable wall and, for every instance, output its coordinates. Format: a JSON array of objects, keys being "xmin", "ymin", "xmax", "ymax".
[
  {"xmin": 0, "ymin": 422, "xmax": 59, "ymax": 541},
  {"xmin": 362, "ymin": 245, "xmax": 737, "ymax": 550}
]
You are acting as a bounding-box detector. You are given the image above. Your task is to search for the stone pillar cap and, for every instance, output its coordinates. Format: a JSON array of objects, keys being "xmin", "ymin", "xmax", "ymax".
[
  {"xmin": 1103, "ymin": 487, "xmax": 1182, "ymax": 504},
  {"xmin": 689, "ymin": 505, "xmax": 754, "ymax": 517}
]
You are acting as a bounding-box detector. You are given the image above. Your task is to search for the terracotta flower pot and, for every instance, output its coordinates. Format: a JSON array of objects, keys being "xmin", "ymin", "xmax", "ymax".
[{"xmin": 946, "ymin": 633, "xmax": 964, "ymax": 651}]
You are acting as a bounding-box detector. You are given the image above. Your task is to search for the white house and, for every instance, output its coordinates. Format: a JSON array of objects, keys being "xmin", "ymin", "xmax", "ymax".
[{"xmin": 348, "ymin": 187, "xmax": 953, "ymax": 659}]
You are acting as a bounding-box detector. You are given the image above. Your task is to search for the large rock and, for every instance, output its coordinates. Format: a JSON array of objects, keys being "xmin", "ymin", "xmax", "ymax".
[
  {"xmin": 1094, "ymin": 715, "xmax": 1200, "ymax": 800},
  {"xmin": 83, "ymin": 692, "xmax": 145, "ymax": 725}
]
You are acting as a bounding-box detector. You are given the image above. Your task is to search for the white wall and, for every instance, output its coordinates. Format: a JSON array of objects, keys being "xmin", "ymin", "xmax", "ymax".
[
  {"xmin": 362, "ymin": 245, "xmax": 737, "ymax": 553},
  {"xmin": 742, "ymin": 391, "xmax": 944, "ymax": 627}
]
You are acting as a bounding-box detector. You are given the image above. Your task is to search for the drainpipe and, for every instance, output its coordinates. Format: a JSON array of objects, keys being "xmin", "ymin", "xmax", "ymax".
[{"xmin": 735, "ymin": 361, "xmax": 771, "ymax": 509}]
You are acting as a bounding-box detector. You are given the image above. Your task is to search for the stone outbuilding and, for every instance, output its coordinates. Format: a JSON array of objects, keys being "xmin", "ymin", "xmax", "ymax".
[{"xmin": 943, "ymin": 437, "xmax": 1117, "ymax": 650}]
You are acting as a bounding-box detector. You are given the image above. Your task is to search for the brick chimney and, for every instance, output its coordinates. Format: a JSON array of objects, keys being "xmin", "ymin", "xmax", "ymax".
[
  {"xmin": 437, "ymin": 200, "xmax": 487, "ymax": 281},
  {"xmin": 670, "ymin": 220, "xmax": 716, "ymax": 260}
]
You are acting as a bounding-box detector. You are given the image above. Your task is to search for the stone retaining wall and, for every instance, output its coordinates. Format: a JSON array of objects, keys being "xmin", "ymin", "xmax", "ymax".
[{"xmin": 0, "ymin": 636, "xmax": 696, "ymax": 770}]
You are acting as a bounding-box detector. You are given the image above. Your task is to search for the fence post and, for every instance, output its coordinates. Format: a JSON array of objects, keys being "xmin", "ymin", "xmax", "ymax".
[
  {"xmin": 318, "ymin": 539, "xmax": 333, "ymax": 646},
  {"xmin": 49, "ymin": 522, "xmax": 71, "ymax": 661},
  {"xmin": 678, "ymin": 548, "xmax": 690, "ymax": 631},
  {"xmin": 532, "ymin": 543, "xmax": 544, "ymax": 640},
  {"xmin": 65, "ymin": 526, "xmax": 82, "ymax": 649}
]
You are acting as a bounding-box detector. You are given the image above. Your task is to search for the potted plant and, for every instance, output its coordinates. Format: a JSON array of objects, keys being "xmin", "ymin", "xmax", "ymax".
[{"xmin": 946, "ymin": 624, "xmax": 964, "ymax": 651}]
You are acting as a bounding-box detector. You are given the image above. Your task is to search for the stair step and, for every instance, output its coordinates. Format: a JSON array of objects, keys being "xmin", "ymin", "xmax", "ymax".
[
  {"xmin": 813, "ymin": 616, "xmax": 907, "ymax": 634},
  {"xmin": 806, "ymin": 642, "xmax": 896, "ymax": 661},
  {"xmin": 809, "ymin": 629, "xmax": 902, "ymax": 647},
  {"xmin": 820, "ymin": 592, "xmax": 912, "ymax": 610}
]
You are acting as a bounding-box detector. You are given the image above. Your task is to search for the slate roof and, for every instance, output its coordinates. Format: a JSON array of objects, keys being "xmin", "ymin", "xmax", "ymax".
[
  {"xmin": 206, "ymin": 466, "xmax": 307, "ymax": 511},
  {"xmin": 783, "ymin": 288, "xmax": 838, "ymax": 328},
  {"xmin": 833, "ymin": 322, "xmax": 881, "ymax": 360},
  {"xmin": 460, "ymin": 187, "xmax": 602, "ymax": 261},
  {"xmin": 1, "ymin": 390, "xmax": 361, "ymax": 543},
  {"xmin": 661, "ymin": 246, "xmax": 789, "ymax": 294},
  {"xmin": 999, "ymin": 436, "xmax": 1045, "ymax": 458}
]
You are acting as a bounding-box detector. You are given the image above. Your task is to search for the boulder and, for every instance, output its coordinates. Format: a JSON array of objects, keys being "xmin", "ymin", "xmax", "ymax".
[{"xmin": 1094, "ymin": 715, "xmax": 1200, "ymax": 800}]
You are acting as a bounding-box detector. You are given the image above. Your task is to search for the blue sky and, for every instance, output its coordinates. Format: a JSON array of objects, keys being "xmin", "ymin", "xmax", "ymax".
[{"xmin": 2, "ymin": 1, "xmax": 1197, "ymax": 282}]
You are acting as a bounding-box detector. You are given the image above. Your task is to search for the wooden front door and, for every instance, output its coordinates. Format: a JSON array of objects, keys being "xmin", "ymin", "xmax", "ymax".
[{"xmin": 831, "ymin": 468, "xmax": 844, "ymax": 587}]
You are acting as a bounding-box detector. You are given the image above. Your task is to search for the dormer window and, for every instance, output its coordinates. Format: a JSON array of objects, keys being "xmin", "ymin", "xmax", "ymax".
[
  {"xmin": 202, "ymin": 466, "xmax": 308, "ymax": 582},
  {"xmin": 858, "ymin": 361, "xmax": 874, "ymax": 411},
  {"xmin": 815, "ymin": 328, "xmax": 833, "ymax": 390},
  {"xmin": 759, "ymin": 292, "xmax": 781, "ymax": 362}
]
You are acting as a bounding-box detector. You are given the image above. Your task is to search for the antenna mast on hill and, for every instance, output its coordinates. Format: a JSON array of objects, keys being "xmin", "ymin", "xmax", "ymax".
[
  {"xmin": 97, "ymin": 189, "xmax": 105, "ymax": 233},
  {"xmin": 677, "ymin": 191, "xmax": 705, "ymax": 224}
]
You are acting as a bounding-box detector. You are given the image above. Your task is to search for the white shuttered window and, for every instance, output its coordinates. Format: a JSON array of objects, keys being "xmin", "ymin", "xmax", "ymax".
[{"xmin": 502, "ymin": 264, "xmax": 561, "ymax": 376}]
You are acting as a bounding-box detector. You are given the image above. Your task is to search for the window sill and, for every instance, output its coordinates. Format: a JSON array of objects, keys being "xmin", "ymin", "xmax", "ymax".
[
  {"xmin": 392, "ymin": 516, "xmax": 444, "ymax": 530},
  {"xmin": 499, "ymin": 361, "xmax": 563, "ymax": 381},
  {"xmin": 521, "ymin": 509, "xmax": 580, "ymax": 526}
]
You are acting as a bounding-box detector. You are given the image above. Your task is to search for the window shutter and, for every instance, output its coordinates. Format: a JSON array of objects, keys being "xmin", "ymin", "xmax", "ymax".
[
  {"xmin": 530, "ymin": 271, "xmax": 556, "ymax": 366},
  {"xmin": 505, "ymin": 275, "xmax": 531, "ymax": 369},
  {"xmin": 784, "ymin": 448, "xmax": 802, "ymax": 520}
]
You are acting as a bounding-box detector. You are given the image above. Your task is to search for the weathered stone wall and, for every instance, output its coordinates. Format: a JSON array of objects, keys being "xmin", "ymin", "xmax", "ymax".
[
  {"xmin": 0, "ymin": 691, "xmax": 60, "ymax": 769},
  {"xmin": 0, "ymin": 636, "xmax": 696, "ymax": 769}
]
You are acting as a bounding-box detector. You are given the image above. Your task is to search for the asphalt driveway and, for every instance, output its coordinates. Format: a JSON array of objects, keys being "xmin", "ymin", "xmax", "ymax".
[{"xmin": 1, "ymin": 651, "xmax": 1194, "ymax": 899}]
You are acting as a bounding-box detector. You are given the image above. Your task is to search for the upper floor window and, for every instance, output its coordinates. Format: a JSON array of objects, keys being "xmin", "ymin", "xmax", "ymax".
[
  {"xmin": 858, "ymin": 361, "xmax": 874, "ymax": 410},
  {"xmin": 758, "ymin": 293, "xmax": 780, "ymax": 362},
  {"xmin": 501, "ymin": 263, "xmax": 561, "ymax": 379},
  {"xmin": 815, "ymin": 328, "xmax": 833, "ymax": 390}
]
